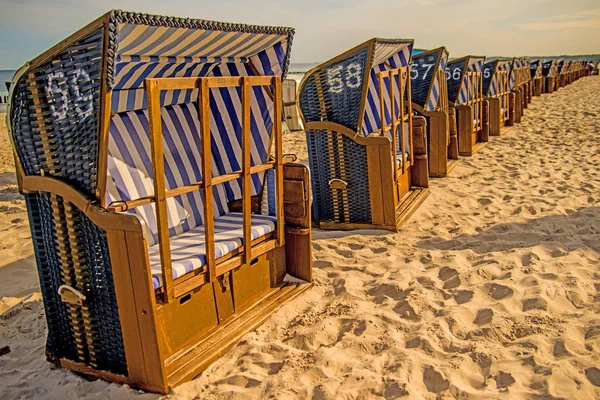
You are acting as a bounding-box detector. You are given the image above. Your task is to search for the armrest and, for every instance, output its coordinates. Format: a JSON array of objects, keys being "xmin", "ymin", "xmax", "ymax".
[{"xmin": 21, "ymin": 175, "xmax": 144, "ymax": 233}]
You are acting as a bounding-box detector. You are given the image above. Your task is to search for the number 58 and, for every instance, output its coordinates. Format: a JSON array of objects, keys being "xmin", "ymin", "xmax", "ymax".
[{"xmin": 326, "ymin": 63, "xmax": 362, "ymax": 94}]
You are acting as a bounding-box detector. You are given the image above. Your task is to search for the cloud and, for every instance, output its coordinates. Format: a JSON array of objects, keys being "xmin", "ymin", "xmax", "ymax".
[{"xmin": 518, "ymin": 9, "xmax": 600, "ymax": 31}]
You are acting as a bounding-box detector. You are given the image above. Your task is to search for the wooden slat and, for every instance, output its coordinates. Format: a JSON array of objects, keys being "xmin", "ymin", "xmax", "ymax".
[
  {"xmin": 146, "ymin": 79, "xmax": 174, "ymax": 303},
  {"xmin": 96, "ymin": 91, "xmax": 112, "ymax": 206},
  {"xmin": 199, "ymin": 79, "xmax": 216, "ymax": 283},
  {"xmin": 378, "ymin": 72, "xmax": 385, "ymax": 136},
  {"xmin": 399, "ymin": 70, "xmax": 406, "ymax": 174},
  {"xmin": 110, "ymin": 162, "xmax": 276, "ymax": 211},
  {"xmin": 154, "ymin": 76, "xmax": 274, "ymax": 91},
  {"xmin": 406, "ymin": 69, "xmax": 414, "ymax": 166},
  {"xmin": 273, "ymin": 77, "xmax": 284, "ymax": 246},
  {"xmin": 366, "ymin": 145, "xmax": 384, "ymax": 225},
  {"xmin": 390, "ymin": 70, "xmax": 398, "ymax": 181},
  {"xmin": 106, "ymin": 229, "xmax": 147, "ymax": 385},
  {"xmin": 242, "ymin": 77, "xmax": 252, "ymax": 263}
]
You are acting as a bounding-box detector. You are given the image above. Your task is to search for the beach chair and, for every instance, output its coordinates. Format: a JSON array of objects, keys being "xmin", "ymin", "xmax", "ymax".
[
  {"xmin": 446, "ymin": 55, "xmax": 489, "ymax": 156},
  {"xmin": 530, "ymin": 60, "xmax": 544, "ymax": 96},
  {"xmin": 557, "ymin": 60, "xmax": 567, "ymax": 88},
  {"xmin": 283, "ymin": 79, "xmax": 304, "ymax": 132},
  {"xmin": 521, "ymin": 58, "xmax": 532, "ymax": 108},
  {"xmin": 410, "ymin": 47, "xmax": 458, "ymax": 178},
  {"xmin": 542, "ymin": 60, "xmax": 558, "ymax": 93},
  {"xmin": 298, "ymin": 38, "xmax": 429, "ymax": 231},
  {"xmin": 482, "ymin": 59, "xmax": 513, "ymax": 135},
  {"xmin": 7, "ymin": 10, "xmax": 312, "ymax": 393},
  {"xmin": 507, "ymin": 58, "xmax": 527, "ymax": 123}
]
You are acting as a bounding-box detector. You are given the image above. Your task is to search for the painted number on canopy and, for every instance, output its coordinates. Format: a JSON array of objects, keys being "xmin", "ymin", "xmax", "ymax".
[
  {"xmin": 410, "ymin": 63, "xmax": 434, "ymax": 80},
  {"xmin": 326, "ymin": 63, "xmax": 363, "ymax": 93},
  {"xmin": 45, "ymin": 68, "xmax": 94, "ymax": 122},
  {"xmin": 483, "ymin": 69, "xmax": 491, "ymax": 79},
  {"xmin": 446, "ymin": 67, "xmax": 462, "ymax": 80}
]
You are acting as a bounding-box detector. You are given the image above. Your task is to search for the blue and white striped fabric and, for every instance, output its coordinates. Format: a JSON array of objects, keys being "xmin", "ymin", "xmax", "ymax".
[
  {"xmin": 106, "ymin": 103, "xmax": 230, "ymax": 246},
  {"xmin": 116, "ymin": 23, "xmax": 287, "ymax": 60},
  {"xmin": 428, "ymin": 50, "xmax": 448, "ymax": 112},
  {"xmin": 361, "ymin": 41, "xmax": 413, "ymax": 136},
  {"xmin": 148, "ymin": 212, "xmax": 277, "ymax": 289},
  {"xmin": 487, "ymin": 60, "xmax": 512, "ymax": 97},
  {"xmin": 457, "ymin": 56, "xmax": 484, "ymax": 105},
  {"xmin": 107, "ymin": 23, "xmax": 288, "ymax": 246}
]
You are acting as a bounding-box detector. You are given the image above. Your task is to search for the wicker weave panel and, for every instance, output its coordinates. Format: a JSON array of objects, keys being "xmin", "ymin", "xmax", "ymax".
[
  {"xmin": 11, "ymin": 29, "xmax": 103, "ymax": 196},
  {"xmin": 446, "ymin": 59, "xmax": 466, "ymax": 103},
  {"xmin": 306, "ymin": 130, "xmax": 371, "ymax": 224},
  {"xmin": 25, "ymin": 193, "xmax": 77, "ymax": 361},
  {"xmin": 299, "ymin": 47, "xmax": 370, "ymax": 132},
  {"xmin": 411, "ymin": 50, "xmax": 441, "ymax": 109},
  {"xmin": 12, "ymin": 27, "xmax": 128, "ymax": 375}
]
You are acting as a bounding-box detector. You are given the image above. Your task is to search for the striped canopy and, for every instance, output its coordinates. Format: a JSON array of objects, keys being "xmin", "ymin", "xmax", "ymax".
[
  {"xmin": 299, "ymin": 38, "xmax": 414, "ymax": 137},
  {"xmin": 446, "ymin": 55, "xmax": 485, "ymax": 104},
  {"xmin": 103, "ymin": 12, "xmax": 294, "ymax": 242},
  {"xmin": 542, "ymin": 60, "xmax": 558, "ymax": 77},
  {"xmin": 530, "ymin": 60, "xmax": 543, "ymax": 79},
  {"xmin": 410, "ymin": 47, "xmax": 449, "ymax": 112},
  {"xmin": 482, "ymin": 59, "xmax": 512, "ymax": 97}
]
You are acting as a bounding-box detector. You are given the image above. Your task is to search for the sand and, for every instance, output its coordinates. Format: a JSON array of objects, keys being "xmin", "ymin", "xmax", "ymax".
[{"xmin": 1, "ymin": 77, "xmax": 600, "ymax": 399}]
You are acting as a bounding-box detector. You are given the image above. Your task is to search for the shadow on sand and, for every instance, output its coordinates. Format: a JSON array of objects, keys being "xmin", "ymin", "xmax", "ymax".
[{"xmin": 418, "ymin": 206, "xmax": 600, "ymax": 255}]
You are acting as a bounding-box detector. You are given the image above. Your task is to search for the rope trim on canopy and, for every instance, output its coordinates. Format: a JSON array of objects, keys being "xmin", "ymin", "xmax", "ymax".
[{"xmin": 105, "ymin": 9, "xmax": 295, "ymax": 89}]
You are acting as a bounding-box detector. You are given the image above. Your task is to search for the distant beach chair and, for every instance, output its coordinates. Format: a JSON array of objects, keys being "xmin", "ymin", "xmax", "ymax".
[
  {"xmin": 299, "ymin": 38, "xmax": 430, "ymax": 231},
  {"xmin": 410, "ymin": 47, "xmax": 458, "ymax": 177},
  {"xmin": 530, "ymin": 60, "xmax": 544, "ymax": 96},
  {"xmin": 446, "ymin": 55, "xmax": 489, "ymax": 156},
  {"xmin": 557, "ymin": 60, "xmax": 568, "ymax": 88},
  {"xmin": 7, "ymin": 10, "xmax": 312, "ymax": 393},
  {"xmin": 283, "ymin": 79, "xmax": 304, "ymax": 132},
  {"xmin": 507, "ymin": 58, "xmax": 529, "ymax": 123},
  {"xmin": 542, "ymin": 60, "xmax": 558, "ymax": 93},
  {"xmin": 482, "ymin": 59, "xmax": 513, "ymax": 135}
]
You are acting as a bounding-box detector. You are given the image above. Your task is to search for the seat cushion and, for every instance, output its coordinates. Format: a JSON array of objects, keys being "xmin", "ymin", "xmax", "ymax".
[{"xmin": 148, "ymin": 212, "xmax": 277, "ymax": 289}]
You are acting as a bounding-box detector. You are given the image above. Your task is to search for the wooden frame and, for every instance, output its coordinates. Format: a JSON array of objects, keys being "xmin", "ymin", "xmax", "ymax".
[
  {"xmin": 411, "ymin": 47, "xmax": 458, "ymax": 178},
  {"xmin": 455, "ymin": 71, "xmax": 489, "ymax": 156},
  {"xmin": 486, "ymin": 66, "xmax": 512, "ymax": 137},
  {"xmin": 15, "ymin": 68, "xmax": 313, "ymax": 394},
  {"xmin": 299, "ymin": 39, "xmax": 429, "ymax": 232}
]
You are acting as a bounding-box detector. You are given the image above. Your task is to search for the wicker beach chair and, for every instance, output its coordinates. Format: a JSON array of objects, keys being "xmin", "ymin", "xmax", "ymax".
[
  {"xmin": 542, "ymin": 60, "xmax": 558, "ymax": 93},
  {"xmin": 507, "ymin": 58, "xmax": 529, "ymax": 123},
  {"xmin": 298, "ymin": 38, "xmax": 429, "ymax": 231},
  {"xmin": 482, "ymin": 59, "xmax": 513, "ymax": 135},
  {"xmin": 446, "ymin": 55, "xmax": 489, "ymax": 156},
  {"xmin": 7, "ymin": 10, "xmax": 313, "ymax": 393},
  {"xmin": 283, "ymin": 79, "xmax": 304, "ymax": 132},
  {"xmin": 530, "ymin": 60, "xmax": 544, "ymax": 96},
  {"xmin": 556, "ymin": 59, "xmax": 569, "ymax": 90},
  {"xmin": 410, "ymin": 47, "xmax": 457, "ymax": 178},
  {"xmin": 520, "ymin": 58, "xmax": 532, "ymax": 108}
]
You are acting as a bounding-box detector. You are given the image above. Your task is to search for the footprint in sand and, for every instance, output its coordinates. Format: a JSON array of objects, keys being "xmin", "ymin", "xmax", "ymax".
[
  {"xmin": 438, "ymin": 267, "xmax": 461, "ymax": 289},
  {"xmin": 474, "ymin": 309, "xmax": 494, "ymax": 326},
  {"xmin": 454, "ymin": 290, "xmax": 474, "ymax": 304},
  {"xmin": 423, "ymin": 366, "xmax": 449, "ymax": 394},
  {"xmin": 522, "ymin": 298, "xmax": 548, "ymax": 311},
  {"xmin": 495, "ymin": 371, "xmax": 515, "ymax": 389},
  {"xmin": 585, "ymin": 367, "xmax": 600, "ymax": 387},
  {"xmin": 486, "ymin": 283, "xmax": 514, "ymax": 300},
  {"xmin": 348, "ymin": 243, "xmax": 365, "ymax": 251},
  {"xmin": 553, "ymin": 339, "xmax": 571, "ymax": 358}
]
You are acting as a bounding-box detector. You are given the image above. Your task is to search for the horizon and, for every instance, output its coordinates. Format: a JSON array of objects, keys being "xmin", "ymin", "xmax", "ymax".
[{"xmin": 1, "ymin": 0, "xmax": 600, "ymax": 69}]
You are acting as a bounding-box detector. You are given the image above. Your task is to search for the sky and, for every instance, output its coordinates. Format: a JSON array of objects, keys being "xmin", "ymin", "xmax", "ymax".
[{"xmin": 0, "ymin": 0, "xmax": 599, "ymax": 69}]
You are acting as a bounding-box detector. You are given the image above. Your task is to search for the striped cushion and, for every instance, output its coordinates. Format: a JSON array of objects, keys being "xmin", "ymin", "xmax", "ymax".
[
  {"xmin": 106, "ymin": 103, "xmax": 230, "ymax": 246},
  {"xmin": 149, "ymin": 212, "xmax": 277, "ymax": 289}
]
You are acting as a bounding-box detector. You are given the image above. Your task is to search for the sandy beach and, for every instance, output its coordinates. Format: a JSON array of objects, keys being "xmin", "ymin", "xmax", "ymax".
[{"xmin": 1, "ymin": 76, "xmax": 600, "ymax": 399}]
